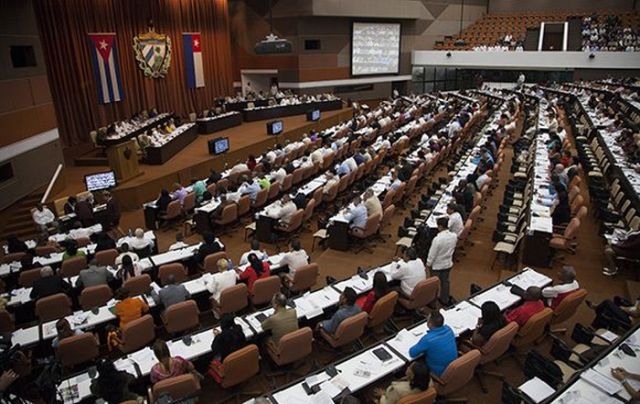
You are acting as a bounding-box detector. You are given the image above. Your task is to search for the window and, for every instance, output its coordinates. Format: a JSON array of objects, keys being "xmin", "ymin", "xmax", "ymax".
[
  {"xmin": 304, "ymin": 40, "xmax": 321, "ymax": 50},
  {"xmin": 411, "ymin": 66, "xmax": 458, "ymax": 94},
  {"xmin": 10, "ymin": 46, "xmax": 37, "ymax": 68}
]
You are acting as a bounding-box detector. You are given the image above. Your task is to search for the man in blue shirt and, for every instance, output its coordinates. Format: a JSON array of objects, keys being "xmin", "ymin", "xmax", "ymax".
[
  {"xmin": 343, "ymin": 196, "xmax": 368, "ymax": 229},
  {"xmin": 336, "ymin": 159, "xmax": 352, "ymax": 177},
  {"xmin": 318, "ymin": 287, "xmax": 361, "ymax": 334},
  {"xmin": 409, "ymin": 311, "xmax": 457, "ymax": 376},
  {"xmin": 238, "ymin": 176, "xmax": 261, "ymax": 202}
]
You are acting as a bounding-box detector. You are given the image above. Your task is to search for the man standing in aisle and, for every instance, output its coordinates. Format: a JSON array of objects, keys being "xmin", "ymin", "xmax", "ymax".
[{"xmin": 426, "ymin": 217, "xmax": 458, "ymax": 305}]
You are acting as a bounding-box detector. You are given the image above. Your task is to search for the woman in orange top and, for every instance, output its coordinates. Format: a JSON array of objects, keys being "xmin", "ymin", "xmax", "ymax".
[
  {"xmin": 114, "ymin": 287, "xmax": 149, "ymax": 327},
  {"xmin": 237, "ymin": 253, "xmax": 270, "ymax": 293}
]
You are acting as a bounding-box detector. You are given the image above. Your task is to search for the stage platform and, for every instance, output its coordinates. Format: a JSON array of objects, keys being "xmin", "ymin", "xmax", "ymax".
[{"xmin": 49, "ymin": 107, "xmax": 352, "ymax": 211}]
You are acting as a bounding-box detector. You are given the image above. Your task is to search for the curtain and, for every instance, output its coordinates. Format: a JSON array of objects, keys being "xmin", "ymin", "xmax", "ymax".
[{"xmin": 33, "ymin": 0, "xmax": 234, "ymax": 147}]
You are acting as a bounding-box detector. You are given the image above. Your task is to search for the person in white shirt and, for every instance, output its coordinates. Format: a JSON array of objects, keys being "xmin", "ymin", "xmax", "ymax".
[
  {"xmin": 268, "ymin": 194, "xmax": 298, "ymax": 226},
  {"xmin": 129, "ymin": 228, "xmax": 153, "ymax": 251},
  {"xmin": 32, "ymin": 203, "xmax": 57, "ymax": 234},
  {"xmin": 272, "ymin": 166, "xmax": 287, "ymax": 184},
  {"xmin": 342, "ymin": 196, "xmax": 368, "ymax": 229},
  {"xmin": 205, "ymin": 258, "xmax": 237, "ymax": 303},
  {"xmin": 310, "ymin": 147, "xmax": 325, "ymax": 164},
  {"xmin": 344, "ymin": 155, "xmax": 358, "ymax": 172},
  {"xmin": 390, "ymin": 248, "xmax": 427, "ymax": 297},
  {"xmin": 115, "ymin": 243, "xmax": 140, "ymax": 266},
  {"xmin": 389, "ymin": 171, "xmax": 403, "ymax": 191},
  {"xmin": 239, "ymin": 239, "xmax": 268, "ymax": 266},
  {"xmin": 280, "ymin": 238, "xmax": 309, "ymax": 276},
  {"xmin": 542, "ymin": 266, "xmax": 580, "ymax": 307},
  {"xmin": 168, "ymin": 232, "xmax": 189, "ymax": 251},
  {"xmin": 446, "ymin": 203, "xmax": 464, "ymax": 237},
  {"xmin": 427, "ymin": 217, "xmax": 458, "ymax": 304},
  {"xmin": 363, "ymin": 189, "xmax": 383, "ymax": 219},
  {"xmin": 229, "ymin": 161, "xmax": 250, "ymax": 176},
  {"xmin": 475, "ymin": 172, "xmax": 491, "ymax": 191},
  {"xmin": 238, "ymin": 176, "xmax": 261, "ymax": 202},
  {"xmin": 323, "ymin": 172, "xmax": 339, "ymax": 195}
]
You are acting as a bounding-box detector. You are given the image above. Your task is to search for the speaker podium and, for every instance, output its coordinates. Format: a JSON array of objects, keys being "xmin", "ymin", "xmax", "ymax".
[{"xmin": 106, "ymin": 139, "xmax": 141, "ymax": 182}]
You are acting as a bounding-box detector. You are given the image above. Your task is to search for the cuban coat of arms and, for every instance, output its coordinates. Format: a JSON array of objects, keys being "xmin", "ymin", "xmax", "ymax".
[{"xmin": 133, "ymin": 28, "xmax": 172, "ymax": 78}]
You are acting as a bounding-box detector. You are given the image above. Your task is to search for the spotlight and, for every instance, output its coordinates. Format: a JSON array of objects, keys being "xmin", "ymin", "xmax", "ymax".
[
  {"xmin": 589, "ymin": 53, "xmax": 595, "ymax": 59},
  {"xmin": 446, "ymin": 52, "xmax": 452, "ymax": 57}
]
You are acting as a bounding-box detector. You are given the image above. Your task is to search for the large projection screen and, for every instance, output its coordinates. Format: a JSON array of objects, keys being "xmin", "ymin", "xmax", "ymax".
[{"xmin": 351, "ymin": 22, "xmax": 401, "ymax": 76}]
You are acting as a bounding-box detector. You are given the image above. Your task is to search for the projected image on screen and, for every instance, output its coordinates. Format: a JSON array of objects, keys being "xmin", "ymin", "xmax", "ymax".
[{"xmin": 352, "ymin": 22, "xmax": 401, "ymax": 76}]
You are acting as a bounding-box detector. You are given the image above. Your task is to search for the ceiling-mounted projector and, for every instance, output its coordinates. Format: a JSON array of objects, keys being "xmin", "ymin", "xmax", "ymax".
[{"xmin": 255, "ymin": 33, "xmax": 292, "ymax": 54}]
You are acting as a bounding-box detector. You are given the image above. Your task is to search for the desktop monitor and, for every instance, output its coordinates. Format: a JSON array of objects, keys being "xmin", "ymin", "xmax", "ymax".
[
  {"xmin": 267, "ymin": 120, "xmax": 283, "ymax": 135},
  {"xmin": 306, "ymin": 109, "xmax": 320, "ymax": 122},
  {"xmin": 84, "ymin": 171, "xmax": 117, "ymax": 192},
  {"xmin": 208, "ymin": 137, "xmax": 230, "ymax": 155}
]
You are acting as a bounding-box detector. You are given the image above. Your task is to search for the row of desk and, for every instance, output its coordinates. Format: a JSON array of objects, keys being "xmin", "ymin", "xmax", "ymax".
[
  {"xmin": 143, "ymin": 123, "xmax": 199, "ymax": 165},
  {"xmin": 242, "ymin": 99, "xmax": 343, "ymax": 122},
  {"xmin": 97, "ymin": 113, "xmax": 174, "ymax": 147},
  {"xmin": 195, "ymin": 111, "xmax": 242, "ymax": 135}
]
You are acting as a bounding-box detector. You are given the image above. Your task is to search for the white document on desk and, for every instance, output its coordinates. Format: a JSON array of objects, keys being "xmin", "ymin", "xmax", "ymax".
[
  {"xmin": 580, "ymin": 368, "xmax": 622, "ymax": 395},
  {"xmin": 519, "ymin": 377, "xmax": 555, "ymax": 403},
  {"xmin": 530, "ymin": 216, "xmax": 552, "ymax": 233}
]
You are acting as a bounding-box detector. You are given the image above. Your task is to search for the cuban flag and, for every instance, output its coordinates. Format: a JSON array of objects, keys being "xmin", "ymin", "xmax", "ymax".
[
  {"xmin": 88, "ymin": 33, "xmax": 123, "ymax": 104},
  {"xmin": 183, "ymin": 33, "xmax": 204, "ymax": 88}
]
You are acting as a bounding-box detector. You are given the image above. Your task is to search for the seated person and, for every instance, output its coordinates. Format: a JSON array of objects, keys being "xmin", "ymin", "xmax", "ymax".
[
  {"xmin": 75, "ymin": 196, "xmax": 94, "ymax": 227},
  {"xmin": 375, "ymin": 361, "xmax": 430, "ymax": 404},
  {"xmin": 471, "ymin": 301, "xmax": 506, "ymax": 346},
  {"xmin": 207, "ymin": 169, "xmax": 222, "ymax": 185},
  {"xmin": 6, "ymin": 235, "xmax": 28, "ymax": 254},
  {"xmin": 409, "ymin": 311, "xmax": 457, "ymax": 377},
  {"xmin": 389, "ymin": 171, "xmax": 403, "ymax": 191},
  {"xmin": 261, "ymin": 293, "xmax": 298, "ymax": 344},
  {"xmin": 151, "ymin": 274, "xmax": 190, "ymax": 309},
  {"xmin": 156, "ymin": 189, "xmax": 172, "ymax": 214},
  {"xmin": 171, "ymin": 183, "xmax": 188, "ymax": 207},
  {"xmin": 150, "ymin": 339, "xmax": 196, "ymax": 384},
  {"xmin": 32, "ymin": 202, "xmax": 57, "ymax": 235},
  {"xmin": 75, "ymin": 259, "xmax": 115, "ymax": 290},
  {"xmin": 62, "ymin": 240, "xmax": 85, "ymax": 261},
  {"xmin": 357, "ymin": 272, "xmax": 389, "ymax": 314},
  {"xmin": 280, "ymin": 238, "xmax": 309, "ymax": 276},
  {"xmin": 205, "ymin": 258, "xmax": 237, "ymax": 303},
  {"xmin": 128, "ymin": 228, "xmax": 153, "ymax": 252},
  {"xmin": 505, "ymin": 286, "xmax": 544, "ymax": 327},
  {"xmin": 90, "ymin": 359, "xmax": 140, "ymax": 403},
  {"xmin": 237, "ymin": 176, "xmax": 261, "ymax": 202},
  {"xmin": 237, "ymin": 253, "xmax": 270, "ymax": 294},
  {"xmin": 590, "ymin": 295, "xmax": 640, "ymax": 330},
  {"xmin": 209, "ymin": 314, "xmax": 247, "ymax": 382},
  {"xmin": 115, "ymin": 243, "xmax": 139, "ymax": 266},
  {"xmin": 114, "ymin": 287, "xmax": 149, "ymax": 327},
  {"xmin": 51, "ymin": 318, "xmax": 82, "ymax": 349},
  {"xmin": 239, "ymin": 240, "xmax": 268, "ymax": 266},
  {"xmin": 267, "ymin": 194, "xmax": 297, "ymax": 227},
  {"xmin": 20, "ymin": 253, "xmax": 42, "ymax": 271},
  {"xmin": 390, "ymin": 248, "xmax": 426, "ymax": 297},
  {"xmin": 196, "ymin": 232, "xmax": 224, "ymax": 264},
  {"xmin": 116, "ymin": 255, "xmax": 142, "ymax": 281},
  {"xmin": 603, "ymin": 229, "xmax": 640, "ymax": 276},
  {"xmin": 342, "ymin": 196, "xmax": 368, "ymax": 230},
  {"xmin": 542, "ymin": 266, "xmax": 579, "ymax": 309},
  {"xmin": 317, "ymin": 287, "xmax": 361, "ymax": 334},
  {"xmin": 30, "ymin": 266, "xmax": 71, "ymax": 300},
  {"xmin": 168, "ymin": 232, "xmax": 188, "ymax": 251},
  {"xmin": 323, "ymin": 172, "xmax": 340, "ymax": 195},
  {"xmin": 191, "ymin": 179, "xmax": 207, "ymax": 204},
  {"xmin": 93, "ymin": 231, "xmax": 116, "ymax": 252},
  {"xmin": 63, "ymin": 196, "xmax": 77, "ymax": 215},
  {"xmin": 363, "ymin": 189, "xmax": 383, "ymax": 218},
  {"xmin": 213, "ymin": 194, "xmax": 236, "ymax": 220}
]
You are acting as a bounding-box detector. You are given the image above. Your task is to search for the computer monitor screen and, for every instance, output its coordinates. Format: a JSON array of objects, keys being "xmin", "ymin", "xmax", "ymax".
[
  {"xmin": 307, "ymin": 109, "xmax": 320, "ymax": 121},
  {"xmin": 84, "ymin": 171, "xmax": 117, "ymax": 192},
  {"xmin": 208, "ymin": 137, "xmax": 230, "ymax": 155},
  {"xmin": 267, "ymin": 120, "xmax": 283, "ymax": 135}
]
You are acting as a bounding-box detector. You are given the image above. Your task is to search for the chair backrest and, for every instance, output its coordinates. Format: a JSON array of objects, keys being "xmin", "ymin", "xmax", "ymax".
[
  {"xmin": 382, "ymin": 189, "xmax": 395, "ymax": 209},
  {"xmin": 206, "ymin": 182, "xmax": 216, "ymax": 196},
  {"xmin": 35, "ymin": 293, "xmax": 72, "ymax": 322},
  {"xmin": 479, "ymin": 321, "xmax": 519, "ymax": 364},
  {"xmin": 164, "ymin": 200, "xmax": 182, "ymax": 220},
  {"xmin": 563, "ymin": 218, "xmax": 581, "ymax": 238},
  {"xmin": 292, "ymin": 168, "xmax": 304, "ymax": 184},
  {"xmin": 272, "ymin": 327, "xmax": 313, "ymax": 366},
  {"xmin": 282, "ymin": 209, "xmax": 304, "ymax": 233},
  {"xmin": 18, "ymin": 268, "xmax": 42, "ymax": 288},
  {"xmin": 250, "ymin": 275, "xmax": 281, "ymax": 306},
  {"xmin": 303, "ymin": 199, "xmax": 316, "ymax": 222},
  {"xmin": 0, "ymin": 310, "xmax": 14, "ymax": 333},
  {"xmin": 53, "ymin": 197, "xmax": 67, "ymax": 216},
  {"xmin": 513, "ymin": 308, "xmax": 554, "ymax": 348},
  {"xmin": 123, "ymin": 274, "xmax": 152, "ymax": 296},
  {"xmin": 380, "ymin": 204, "xmax": 395, "ymax": 229},
  {"xmin": 323, "ymin": 181, "xmax": 339, "ymax": 202},
  {"xmin": 568, "ymin": 186, "xmax": 580, "ymax": 204},
  {"xmin": 575, "ymin": 206, "xmax": 588, "ymax": 221},
  {"xmin": 158, "ymin": 263, "xmax": 188, "ymax": 285},
  {"xmin": 468, "ymin": 206, "xmax": 481, "ymax": 223},
  {"xmin": 290, "ymin": 263, "xmax": 319, "ymax": 293},
  {"xmin": 218, "ymin": 284, "xmax": 248, "ymax": 315},
  {"xmin": 57, "ymin": 333, "xmax": 99, "ymax": 368},
  {"xmin": 75, "ymin": 237, "xmax": 91, "ymax": 248},
  {"xmin": 35, "ymin": 245, "xmax": 58, "ymax": 256},
  {"xmin": 267, "ymin": 181, "xmax": 281, "ymax": 200},
  {"xmin": 1, "ymin": 252, "xmax": 25, "ymax": 264},
  {"xmin": 151, "ymin": 374, "xmax": 201, "ymax": 403},
  {"xmin": 368, "ymin": 291, "xmax": 398, "ymax": 328},
  {"xmin": 281, "ymin": 174, "xmax": 293, "ymax": 192},
  {"xmin": 220, "ymin": 344, "xmax": 260, "ymax": 388},
  {"xmin": 121, "ymin": 314, "xmax": 155, "ymax": 353},
  {"xmin": 182, "ymin": 192, "xmax": 196, "ymax": 213},
  {"xmin": 203, "ymin": 252, "xmax": 228, "ymax": 273},
  {"xmin": 337, "ymin": 174, "xmax": 350, "ymax": 193},
  {"xmin": 237, "ymin": 195, "xmax": 251, "ymax": 216},
  {"xmin": 94, "ymin": 249, "xmax": 118, "ymax": 267},
  {"xmin": 570, "ymin": 195, "xmax": 584, "ymax": 215},
  {"xmin": 403, "ymin": 277, "xmax": 440, "ymax": 310},
  {"xmin": 552, "ymin": 289, "xmax": 587, "ymax": 325},
  {"xmin": 311, "ymin": 187, "xmax": 324, "ymax": 207},
  {"xmin": 216, "ymin": 203, "xmax": 238, "ymax": 225},
  {"xmin": 392, "ymin": 183, "xmax": 407, "ymax": 204},
  {"xmin": 253, "ymin": 188, "xmax": 269, "ymax": 209},
  {"xmin": 60, "ymin": 256, "xmax": 87, "ymax": 278},
  {"xmin": 352, "ymin": 213, "xmax": 381, "ymax": 238},
  {"xmin": 163, "ymin": 300, "xmax": 199, "ymax": 334},
  {"xmin": 396, "ymin": 387, "xmax": 437, "ymax": 404},
  {"xmin": 436, "ymin": 349, "xmax": 482, "ymax": 396},
  {"xmin": 332, "ymin": 311, "xmax": 368, "ymax": 347},
  {"xmin": 79, "ymin": 284, "xmax": 113, "ymax": 310}
]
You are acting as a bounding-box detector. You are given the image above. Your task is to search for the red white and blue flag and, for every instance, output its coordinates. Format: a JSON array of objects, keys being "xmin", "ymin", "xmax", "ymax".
[
  {"xmin": 183, "ymin": 33, "xmax": 204, "ymax": 88},
  {"xmin": 88, "ymin": 33, "xmax": 123, "ymax": 104}
]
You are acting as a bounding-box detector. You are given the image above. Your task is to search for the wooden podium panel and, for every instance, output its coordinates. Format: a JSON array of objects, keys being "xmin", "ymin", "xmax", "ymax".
[{"xmin": 106, "ymin": 139, "xmax": 140, "ymax": 182}]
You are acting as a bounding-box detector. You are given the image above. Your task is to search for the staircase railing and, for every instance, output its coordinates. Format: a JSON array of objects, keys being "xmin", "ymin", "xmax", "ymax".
[{"xmin": 41, "ymin": 163, "xmax": 63, "ymax": 204}]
